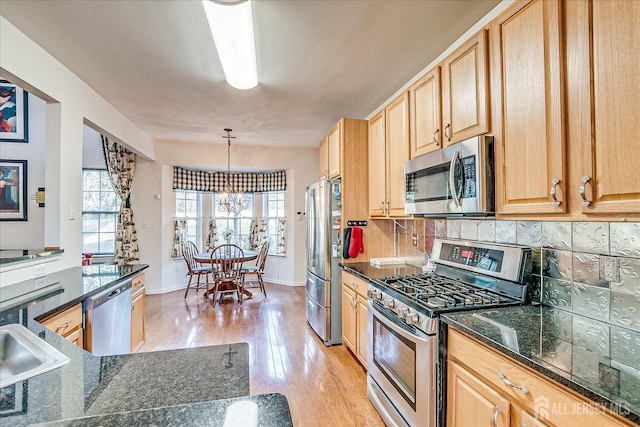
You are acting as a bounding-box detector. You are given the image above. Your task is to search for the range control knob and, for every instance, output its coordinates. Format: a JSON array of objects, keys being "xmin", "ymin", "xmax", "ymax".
[
  {"xmin": 405, "ymin": 312, "xmax": 419, "ymax": 325},
  {"xmin": 368, "ymin": 289, "xmax": 383, "ymax": 301},
  {"xmin": 397, "ymin": 307, "xmax": 409, "ymax": 318},
  {"xmin": 385, "ymin": 298, "xmax": 396, "ymax": 309}
]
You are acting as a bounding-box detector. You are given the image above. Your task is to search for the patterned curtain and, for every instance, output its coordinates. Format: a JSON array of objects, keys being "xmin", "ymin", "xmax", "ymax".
[
  {"xmin": 171, "ymin": 220, "xmax": 187, "ymax": 258},
  {"xmin": 102, "ymin": 135, "xmax": 139, "ymax": 265},
  {"xmin": 276, "ymin": 219, "xmax": 286, "ymax": 254},
  {"xmin": 205, "ymin": 218, "xmax": 219, "ymax": 251},
  {"xmin": 248, "ymin": 217, "xmax": 267, "ymax": 250}
]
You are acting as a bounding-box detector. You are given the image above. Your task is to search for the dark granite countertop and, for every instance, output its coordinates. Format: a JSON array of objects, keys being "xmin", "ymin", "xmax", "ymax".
[
  {"xmin": 0, "ymin": 265, "xmax": 292, "ymax": 426},
  {"xmin": 342, "ymin": 261, "xmax": 423, "ymax": 283},
  {"xmin": 0, "ymin": 248, "xmax": 64, "ymax": 265},
  {"xmin": 442, "ymin": 306, "xmax": 640, "ymax": 424}
]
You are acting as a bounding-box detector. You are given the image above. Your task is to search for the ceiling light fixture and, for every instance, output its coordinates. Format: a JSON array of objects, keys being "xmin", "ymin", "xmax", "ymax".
[
  {"xmin": 202, "ymin": 0, "xmax": 258, "ymax": 90},
  {"xmin": 218, "ymin": 128, "xmax": 250, "ymax": 215}
]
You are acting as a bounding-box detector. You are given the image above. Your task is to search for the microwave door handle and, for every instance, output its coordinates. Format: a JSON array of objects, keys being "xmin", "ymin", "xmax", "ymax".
[{"xmin": 449, "ymin": 150, "xmax": 462, "ymax": 207}]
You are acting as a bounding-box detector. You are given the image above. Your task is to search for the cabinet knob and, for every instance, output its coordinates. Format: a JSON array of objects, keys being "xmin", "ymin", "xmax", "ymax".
[
  {"xmin": 580, "ymin": 176, "xmax": 592, "ymax": 207},
  {"xmin": 550, "ymin": 178, "xmax": 561, "ymax": 207}
]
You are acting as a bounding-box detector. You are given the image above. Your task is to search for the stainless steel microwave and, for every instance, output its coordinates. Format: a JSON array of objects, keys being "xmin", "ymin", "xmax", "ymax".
[{"xmin": 404, "ymin": 135, "xmax": 495, "ymax": 216}]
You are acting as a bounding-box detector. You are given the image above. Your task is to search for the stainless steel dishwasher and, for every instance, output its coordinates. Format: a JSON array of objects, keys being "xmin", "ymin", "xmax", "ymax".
[{"xmin": 84, "ymin": 278, "xmax": 132, "ymax": 356}]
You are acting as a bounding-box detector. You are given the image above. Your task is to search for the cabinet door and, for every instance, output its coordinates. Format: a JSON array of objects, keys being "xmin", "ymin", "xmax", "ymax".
[
  {"xmin": 442, "ymin": 30, "xmax": 489, "ymax": 146},
  {"xmin": 521, "ymin": 411, "xmax": 548, "ymax": 427},
  {"xmin": 578, "ymin": 0, "xmax": 640, "ymax": 214},
  {"xmin": 131, "ymin": 291, "xmax": 145, "ymax": 352},
  {"xmin": 328, "ymin": 122, "xmax": 341, "ymax": 179},
  {"xmin": 355, "ymin": 295, "xmax": 368, "ymax": 369},
  {"xmin": 385, "ymin": 91, "xmax": 410, "ymax": 217},
  {"xmin": 319, "ymin": 135, "xmax": 329, "ymax": 179},
  {"xmin": 447, "ymin": 361, "xmax": 511, "ymax": 427},
  {"xmin": 368, "ymin": 111, "xmax": 387, "ymax": 217},
  {"xmin": 492, "ymin": 0, "xmax": 566, "ymax": 215},
  {"xmin": 410, "ymin": 67, "xmax": 442, "ymax": 158},
  {"xmin": 341, "ymin": 284, "xmax": 356, "ymax": 351}
]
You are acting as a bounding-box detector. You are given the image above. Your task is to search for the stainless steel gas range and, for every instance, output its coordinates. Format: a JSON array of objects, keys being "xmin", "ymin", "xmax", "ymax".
[{"xmin": 366, "ymin": 239, "xmax": 532, "ymax": 427}]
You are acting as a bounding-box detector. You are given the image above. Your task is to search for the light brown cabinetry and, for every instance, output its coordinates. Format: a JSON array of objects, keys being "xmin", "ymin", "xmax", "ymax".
[
  {"xmin": 448, "ymin": 328, "xmax": 634, "ymax": 427},
  {"xmin": 492, "ymin": 0, "xmax": 566, "ymax": 215},
  {"xmin": 570, "ymin": 0, "xmax": 640, "ymax": 215},
  {"xmin": 318, "ymin": 122, "xmax": 342, "ymax": 179},
  {"xmin": 341, "ymin": 271, "xmax": 368, "ymax": 368},
  {"xmin": 368, "ymin": 92, "xmax": 410, "ymax": 218},
  {"xmin": 441, "ymin": 30, "xmax": 489, "ymax": 146},
  {"xmin": 130, "ymin": 273, "xmax": 146, "ymax": 352},
  {"xmin": 409, "ymin": 67, "xmax": 442, "ymax": 158},
  {"xmin": 40, "ymin": 303, "xmax": 83, "ymax": 348}
]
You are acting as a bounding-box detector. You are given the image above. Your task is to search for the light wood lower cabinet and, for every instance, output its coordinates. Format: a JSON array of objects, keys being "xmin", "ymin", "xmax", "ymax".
[
  {"xmin": 130, "ymin": 273, "xmax": 146, "ymax": 352},
  {"xmin": 341, "ymin": 271, "xmax": 368, "ymax": 368},
  {"xmin": 40, "ymin": 303, "xmax": 83, "ymax": 348},
  {"xmin": 447, "ymin": 328, "xmax": 635, "ymax": 427}
]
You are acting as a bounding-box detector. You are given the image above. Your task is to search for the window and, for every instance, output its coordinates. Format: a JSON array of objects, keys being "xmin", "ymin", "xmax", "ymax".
[
  {"xmin": 212, "ymin": 193, "xmax": 254, "ymax": 248},
  {"xmin": 175, "ymin": 190, "xmax": 200, "ymax": 247},
  {"xmin": 82, "ymin": 169, "xmax": 120, "ymax": 254},
  {"xmin": 264, "ymin": 191, "xmax": 285, "ymax": 254}
]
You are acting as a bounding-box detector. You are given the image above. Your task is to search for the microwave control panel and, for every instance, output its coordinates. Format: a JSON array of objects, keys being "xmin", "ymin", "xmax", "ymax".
[{"xmin": 461, "ymin": 156, "xmax": 476, "ymax": 198}]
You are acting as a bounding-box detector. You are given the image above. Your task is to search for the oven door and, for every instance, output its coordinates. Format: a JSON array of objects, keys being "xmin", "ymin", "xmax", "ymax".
[{"xmin": 367, "ymin": 301, "xmax": 437, "ymax": 427}]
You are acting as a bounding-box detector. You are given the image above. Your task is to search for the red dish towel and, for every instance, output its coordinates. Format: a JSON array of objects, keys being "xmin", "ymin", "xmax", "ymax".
[{"xmin": 348, "ymin": 227, "xmax": 364, "ymax": 258}]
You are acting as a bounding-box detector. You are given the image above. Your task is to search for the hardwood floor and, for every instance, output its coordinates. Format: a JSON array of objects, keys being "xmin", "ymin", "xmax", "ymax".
[{"xmin": 139, "ymin": 282, "xmax": 385, "ymax": 427}]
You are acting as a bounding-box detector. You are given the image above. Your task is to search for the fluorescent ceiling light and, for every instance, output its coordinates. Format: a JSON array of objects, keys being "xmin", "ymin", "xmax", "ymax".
[{"xmin": 202, "ymin": 0, "xmax": 258, "ymax": 90}]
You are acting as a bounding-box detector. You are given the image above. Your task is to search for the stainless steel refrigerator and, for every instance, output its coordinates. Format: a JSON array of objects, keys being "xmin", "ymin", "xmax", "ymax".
[{"xmin": 305, "ymin": 179, "xmax": 342, "ymax": 346}]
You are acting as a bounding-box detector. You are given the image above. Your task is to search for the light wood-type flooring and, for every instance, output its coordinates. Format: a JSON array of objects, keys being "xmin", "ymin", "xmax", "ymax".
[{"xmin": 138, "ymin": 282, "xmax": 385, "ymax": 427}]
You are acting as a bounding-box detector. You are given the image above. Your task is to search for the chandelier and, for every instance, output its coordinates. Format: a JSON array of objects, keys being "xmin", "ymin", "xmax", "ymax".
[{"xmin": 218, "ymin": 128, "xmax": 250, "ymax": 215}]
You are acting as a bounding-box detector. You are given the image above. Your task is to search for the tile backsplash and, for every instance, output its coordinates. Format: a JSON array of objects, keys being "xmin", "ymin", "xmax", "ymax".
[{"xmin": 395, "ymin": 219, "xmax": 640, "ymax": 332}]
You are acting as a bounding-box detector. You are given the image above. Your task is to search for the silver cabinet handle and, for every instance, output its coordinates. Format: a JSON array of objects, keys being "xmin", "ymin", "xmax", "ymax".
[
  {"xmin": 386, "ymin": 201, "xmax": 390, "ymax": 215},
  {"xmin": 492, "ymin": 405, "xmax": 502, "ymax": 427},
  {"xmin": 580, "ymin": 176, "xmax": 591, "ymax": 206},
  {"xmin": 498, "ymin": 371, "xmax": 528, "ymax": 394},
  {"xmin": 379, "ymin": 201, "xmax": 385, "ymax": 213},
  {"xmin": 56, "ymin": 320, "xmax": 72, "ymax": 331},
  {"xmin": 444, "ymin": 123, "xmax": 451, "ymax": 142},
  {"xmin": 433, "ymin": 129, "xmax": 440, "ymax": 146},
  {"xmin": 550, "ymin": 178, "xmax": 561, "ymax": 207}
]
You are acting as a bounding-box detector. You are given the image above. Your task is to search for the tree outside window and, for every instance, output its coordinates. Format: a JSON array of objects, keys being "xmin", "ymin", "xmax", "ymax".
[
  {"xmin": 175, "ymin": 189, "xmax": 200, "ymax": 248},
  {"xmin": 212, "ymin": 193, "xmax": 254, "ymax": 248},
  {"xmin": 82, "ymin": 169, "xmax": 120, "ymax": 254}
]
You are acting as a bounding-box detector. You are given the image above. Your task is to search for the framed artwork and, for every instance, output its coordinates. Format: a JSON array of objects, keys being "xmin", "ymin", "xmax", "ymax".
[
  {"xmin": 0, "ymin": 159, "xmax": 28, "ymax": 221},
  {"xmin": 0, "ymin": 80, "xmax": 29, "ymax": 143}
]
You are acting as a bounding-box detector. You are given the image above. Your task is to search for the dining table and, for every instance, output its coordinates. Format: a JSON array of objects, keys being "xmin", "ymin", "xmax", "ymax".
[{"xmin": 194, "ymin": 250, "xmax": 259, "ymax": 300}]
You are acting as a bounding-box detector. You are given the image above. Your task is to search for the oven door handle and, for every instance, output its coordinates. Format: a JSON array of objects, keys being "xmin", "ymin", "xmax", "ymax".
[
  {"xmin": 369, "ymin": 300, "xmax": 433, "ymax": 343},
  {"xmin": 448, "ymin": 150, "xmax": 462, "ymax": 207}
]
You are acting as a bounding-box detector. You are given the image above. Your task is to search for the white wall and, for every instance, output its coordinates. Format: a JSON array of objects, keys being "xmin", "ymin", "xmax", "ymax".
[
  {"xmin": 135, "ymin": 140, "xmax": 318, "ymax": 294},
  {"xmin": 82, "ymin": 125, "xmax": 105, "ymax": 169},
  {"xmin": 0, "ymin": 91, "xmax": 46, "ymax": 249},
  {"xmin": 0, "ymin": 17, "xmax": 155, "ymax": 278}
]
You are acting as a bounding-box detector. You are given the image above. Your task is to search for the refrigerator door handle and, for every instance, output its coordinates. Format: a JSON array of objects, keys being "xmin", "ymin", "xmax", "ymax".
[{"xmin": 306, "ymin": 188, "xmax": 317, "ymax": 268}]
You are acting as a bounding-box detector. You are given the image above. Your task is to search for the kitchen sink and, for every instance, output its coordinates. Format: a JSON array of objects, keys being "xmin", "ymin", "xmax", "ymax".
[{"xmin": 0, "ymin": 324, "xmax": 70, "ymax": 388}]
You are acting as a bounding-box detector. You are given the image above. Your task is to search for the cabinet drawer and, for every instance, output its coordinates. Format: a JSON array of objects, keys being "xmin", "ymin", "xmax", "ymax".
[
  {"xmin": 41, "ymin": 303, "xmax": 82, "ymax": 337},
  {"xmin": 131, "ymin": 273, "xmax": 145, "ymax": 294},
  {"xmin": 448, "ymin": 328, "xmax": 631, "ymax": 427},
  {"xmin": 342, "ymin": 271, "xmax": 369, "ymax": 299}
]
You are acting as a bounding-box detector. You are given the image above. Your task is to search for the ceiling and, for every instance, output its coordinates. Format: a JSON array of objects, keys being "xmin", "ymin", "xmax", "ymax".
[{"xmin": 1, "ymin": 0, "xmax": 500, "ymax": 149}]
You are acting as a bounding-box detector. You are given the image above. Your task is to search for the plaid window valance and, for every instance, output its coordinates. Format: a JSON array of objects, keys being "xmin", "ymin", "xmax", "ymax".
[{"xmin": 173, "ymin": 167, "xmax": 287, "ymax": 193}]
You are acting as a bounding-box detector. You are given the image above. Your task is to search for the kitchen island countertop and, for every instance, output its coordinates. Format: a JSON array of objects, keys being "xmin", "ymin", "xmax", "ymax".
[{"xmin": 0, "ymin": 265, "xmax": 292, "ymax": 426}]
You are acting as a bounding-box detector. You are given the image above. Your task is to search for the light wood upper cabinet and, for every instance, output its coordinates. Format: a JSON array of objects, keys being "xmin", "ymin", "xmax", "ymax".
[
  {"xmin": 442, "ymin": 30, "xmax": 489, "ymax": 146},
  {"xmin": 409, "ymin": 67, "xmax": 442, "ymax": 158},
  {"xmin": 327, "ymin": 122, "xmax": 341, "ymax": 179},
  {"xmin": 574, "ymin": 0, "xmax": 640, "ymax": 214},
  {"xmin": 368, "ymin": 111, "xmax": 387, "ymax": 217},
  {"xmin": 368, "ymin": 92, "xmax": 410, "ymax": 218},
  {"xmin": 492, "ymin": 0, "xmax": 566, "ymax": 215},
  {"xmin": 318, "ymin": 135, "xmax": 329, "ymax": 179}
]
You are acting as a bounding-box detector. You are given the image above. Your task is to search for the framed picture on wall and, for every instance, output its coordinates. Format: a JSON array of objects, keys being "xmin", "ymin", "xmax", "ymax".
[
  {"xmin": 0, "ymin": 159, "xmax": 28, "ymax": 221},
  {"xmin": 0, "ymin": 80, "xmax": 29, "ymax": 143}
]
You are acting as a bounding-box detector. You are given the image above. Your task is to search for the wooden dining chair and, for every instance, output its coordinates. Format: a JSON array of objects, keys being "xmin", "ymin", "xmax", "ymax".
[
  {"xmin": 208, "ymin": 244, "xmax": 245, "ymax": 307},
  {"xmin": 241, "ymin": 240, "xmax": 269, "ymax": 297},
  {"xmin": 181, "ymin": 241, "xmax": 213, "ymax": 299}
]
